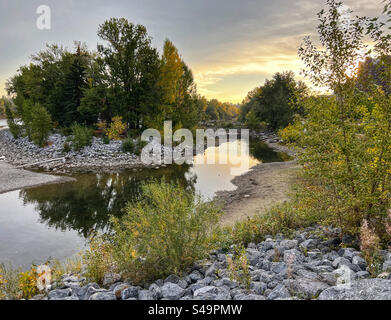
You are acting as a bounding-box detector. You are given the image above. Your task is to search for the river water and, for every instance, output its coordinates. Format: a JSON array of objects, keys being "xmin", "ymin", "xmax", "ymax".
[{"xmin": 0, "ymin": 139, "xmax": 291, "ymax": 268}]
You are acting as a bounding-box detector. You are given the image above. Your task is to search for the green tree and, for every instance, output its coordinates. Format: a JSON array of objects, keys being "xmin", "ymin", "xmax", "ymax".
[
  {"xmin": 97, "ymin": 18, "xmax": 161, "ymax": 128},
  {"xmin": 30, "ymin": 104, "xmax": 52, "ymax": 147}
]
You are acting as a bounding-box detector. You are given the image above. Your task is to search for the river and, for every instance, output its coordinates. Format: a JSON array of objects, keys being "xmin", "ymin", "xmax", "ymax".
[{"xmin": 0, "ymin": 139, "xmax": 291, "ymax": 268}]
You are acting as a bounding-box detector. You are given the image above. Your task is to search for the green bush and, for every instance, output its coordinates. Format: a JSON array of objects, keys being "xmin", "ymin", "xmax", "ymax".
[
  {"xmin": 30, "ymin": 104, "xmax": 52, "ymax": 147},
  {"xmin": 102, "ymin": 135, "xmax": 110, "ymax": 144},
  {"xmin": 121, "ymin": 138, "xmax": 135, "ymax": 153},
  {"xmin": 4, "ymin": 101, "xmax": 21, "ymax": 139},
  {"xmin": 103, "ymin": 180, "xmax": 222, "ymax": 284},
  {"xmin": 62, "ymin": 142, "xmax": 71, "ymax": 153},
  {"xmin": 70, "ymin": 123, "xmax": 93, "ymax": 151}
]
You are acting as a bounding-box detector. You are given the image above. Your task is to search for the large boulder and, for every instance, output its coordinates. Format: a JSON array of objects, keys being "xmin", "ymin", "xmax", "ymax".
[{"xmin": 161, "ymin": 282, "xmax": 185, "ymax": 300}]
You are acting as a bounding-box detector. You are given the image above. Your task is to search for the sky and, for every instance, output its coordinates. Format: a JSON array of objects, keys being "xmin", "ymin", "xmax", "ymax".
[{"xmin": 0, "ymin": 0, "xmax": 383, "ymax": 103}]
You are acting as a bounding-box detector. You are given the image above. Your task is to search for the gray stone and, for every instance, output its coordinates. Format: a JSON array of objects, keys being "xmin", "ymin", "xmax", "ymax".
[
  {"xmin": 205, "ymin": 263, "xmax": 217, "ymax": 278},
  {"xmin": 48, "ymin": 288, "xmax": 72, "ymax": 300},
  {"xmin": 356, "ymin": 271, "xmax": 370, "ymax": 279},
  {"xmin": 121, "ymin": 286, "xmax": 139, "ymax": 300},
  {"xmin": 189, "ymin": 270, "xmax": 203, "ymax": 283},
  {"xmin": 193, "ymin": 286, "xmax": 230, "ymax": 300},
  {"xmin": 251, "ymin": 282, "xmax": 267, "ymax": 295},
  {"xmin": 279, "ymin": 240, "xmax": 298, "ymax": 250},
  {"xmin": 352, "ymin": 255, "xmax": 367, "ymax": 270},
  {"xmin": 161, "ymin": 282, "xmax": 185, "ymax": 300},
  {"xmin": 164, "ymin": 274, "xmax": 180, "ymax": 284},
  {"xmin": 284, "ymin": 249, "xmax": 304, "ymax": 264},
  {"xmin": 285, "ymin": 278, "xmax": 329, "ymax": 299},
  {"xmin": 102, "ymin": 272, "xmax": 121, "ymax": 287},
  {"xmin": 234, "ymin": 294, "xmax": 266, "ymax": 300},
  {"xmin": 271, "ymin": 262, "xmax": 287, "ymax": 274},
  {"xmin": 300, "ymin": 239, "xmax": 318, "ymax": 250},
  {"xmin": 77, "ymin": 283, "xmax": 100, "ymax": 300},
  {"xmin": 319, "ymin": 279, "xmax": 391, "ymax": 300},
  {"xmin": 89, "ymin": 291, "xmax": 116, "ymax": 300},
  {"xmin": 138, "ymin": 290, "xmax": 155, "ymax": 300},
  {"xmin": 267, "ymin": 284, "xmax": 291, "ymax": 300},
  {"xmin": 383, "ymin": 260, "xmax": 391, "ymax": 272},
  {"xmin": 149, "ymin": 283, "xmax": 163, "ymax": 299}
]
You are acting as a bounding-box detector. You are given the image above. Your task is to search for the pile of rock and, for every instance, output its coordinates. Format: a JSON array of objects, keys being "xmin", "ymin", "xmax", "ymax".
[{"xmin": 41, "ymin": 226, "xmax": 391, "ymax": 300}]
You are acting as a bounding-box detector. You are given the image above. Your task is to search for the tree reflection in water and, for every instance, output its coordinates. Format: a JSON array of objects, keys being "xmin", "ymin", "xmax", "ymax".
[{"xmin": 20, "ymin": 164, "xmax": 196, "ymax": 238}]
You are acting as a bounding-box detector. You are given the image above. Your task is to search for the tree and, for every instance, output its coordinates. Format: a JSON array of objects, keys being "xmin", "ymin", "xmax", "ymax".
[
  {"xmin": 30, "ymin": 104, "xmax": 52, "ymax": 147},
  {"xmin": 241, "ymin": 71, "xmax": 307, "ymax": 130},
  {"xmin": 282, "ymin": 0, "xmax": 391, "ymax": 241},
  {"xmin": 97, "ymin": 18, "xmax": 161, "ymax": 128}
]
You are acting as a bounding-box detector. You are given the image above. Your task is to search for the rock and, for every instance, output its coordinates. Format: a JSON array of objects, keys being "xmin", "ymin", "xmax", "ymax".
[
  {"xmin": 271, "ymin": 262, "xmax": 287, "ymax": 274},
  {"xmin": 377, "ymin": 272, "xmax": 390, "ymax": 279},
  {"xmin": 204, "ymin": 263, "xmax": 217, "ymax": 278},
  {"xmin": 121, "ymin": 286, "xmax": 139, "ymax": 300},
  {"xmin": 284, "ymin": 249, "xmax": 304, "ymax": 264},
  {"xmin": 102, "ymin": 272, "xmax": 121, "ymax": 287},
  {"xmin": 352, "ymin": 255, "xmax": 367, "ymax": 270},
  {"xmin": 89, "ymin": 291, "xmax": 117, "ymax": 300},
  {"xmin": 138, "ymin": 290, "xmax": 155, "ymax": 300},
  {"xmin": 300, "ymin": 239, "xmax": 318, "ymax": 250},
  {"xmin": 161, "ymin": 282, "xmax": 185, "ymax": 300},
  {"xmin": 307, "ymin": 251, "xmax": 322, "ymax": 260},
  {"xmin": 246, "ymin": 249, "xmax": 262, "ymax": 266},
  {"xmin": 113, "ymin": 283, "xmax": 129, "ymax": 299},
  {"xmin": 193, "ymin": 286, "xmax": 230, "ymax": 300},
  {"xmin": 267, "ymin": 284, "xmax": 291, "ymax": 300},
  {"xmin": 164, "ymin": 274, "xmax": 180, "ymax": 284},
  {"xmin": 77, "ymin": 283, "xmax": 100, "ymax": 300},
  {"xmin": 234, "ymin": 294, "xmax": 266, "ymax": 300},
  {"xmin": 48, "ymin": 288, "xmax": 72, "ymax": 300},
  {"xmin": 149, "ymin": 283, "xmax": 163, "ymax": 299},
  {"xmin": 319, "ymin": 279, "xmax": 391, "ymax": 300},
  {"xmin": 356, "ymin": 271, "xmax": 370, "ymax": 279},
  {"xmin": 251, "ymin": 282, "xmax": 267, "ymax": 295},
  {"xmin": 189, "ymin": 270, "xmax": 203, "ymax": 283},
  {"xmin": 383, "ymin": 260, "xmax": 391, "ymax": 272},
  {"xmin": 285, "ymin": 278, "xmax": 329, "ymax": 299}
]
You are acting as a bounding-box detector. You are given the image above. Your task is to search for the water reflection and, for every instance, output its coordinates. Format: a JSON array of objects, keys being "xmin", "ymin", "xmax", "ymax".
[{"xmin": 0, "ymin": 139, "xmax": 290, "ymax": 267}]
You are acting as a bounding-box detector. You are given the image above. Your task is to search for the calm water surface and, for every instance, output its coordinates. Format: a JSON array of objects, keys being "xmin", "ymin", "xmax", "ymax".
[{"xmin": 0, "ymin": 140, "xmax": 291, "ymax": 268}]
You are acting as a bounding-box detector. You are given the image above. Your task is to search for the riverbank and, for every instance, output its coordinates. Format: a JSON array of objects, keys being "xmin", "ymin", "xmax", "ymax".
[
  {"xmin": 40, "ymin": 225, "xmax": 391, "ymax": 300},
  {"xmin": 0, "ymin": 162, "xmax": 74, "ymax": 194},
  {"xmin": 216, "ymin": 160, "xmax": 299, "ymax": 226}
]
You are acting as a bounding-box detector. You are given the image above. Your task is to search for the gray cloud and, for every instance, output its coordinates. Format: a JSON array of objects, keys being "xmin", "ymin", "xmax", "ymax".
[{"xmin": 0, "ymin": 0, "xmax": 385, "ymax": 101}]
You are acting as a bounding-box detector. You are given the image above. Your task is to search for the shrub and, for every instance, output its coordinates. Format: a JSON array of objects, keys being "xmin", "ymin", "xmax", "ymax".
[
  {"xmin": 218, "ymin": 202, "xmax": 316, "ymax": 248},
  {"xmin": 103, "ymin": 180, "xmax": 222, "ymax": 284},
  {"xmin": 102, "ymin": 135, "xmax": 110, "ymax": 144},
  {"xmin": 82, "ymin": 236, "xmax": 115, "ymax": 286},
  {"xmin": 18, "ymin": 267, "xmax": 39, "ymax": 299},
  {"xmin": 0, "ymin": 263, "xmax": 21, "ymax": 300},
  {"xmin": 360, "ymin": 220, "xmax": 382, "ymax": 276},
  {"xmin": 227, "ymin": 245, "xmax": 251, "ymax": 290},
  {"xmin": 71, "ymin": 123, "xmax": 93, "ymax": 151},
  {"xmin": 30, "ymin": 104, "xmax": 52, "ymax": 147},
  {"xmin": 106, "ymin": 116, "xmax": 126, "ymax": 140},
  {"xmin": 62, "ymin": 142, "xmax": 71, "ymax": 153},
  {"xmin": 121, "ymin": 138, "xmax": 135, "ymax": 153},
  {"xmin": 4, "ymin": 101, "xmax": 21, "ymax": 139}
]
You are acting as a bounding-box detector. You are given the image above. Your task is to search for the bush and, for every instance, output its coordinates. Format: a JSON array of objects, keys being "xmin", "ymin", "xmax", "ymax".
[
  {"xmin": 62, "ymin": 142, "xmax": 71, "ymax": 153},
  {"xmin": 102, "ymin": 135, "xmax": 110, "ymax": 144},
  {"xmin": 0, "ymin": 263, "xmax": 21, "ymax": 300},
  {"xmin": 89, "ymin": 180, "xmax": 222, "ymax": 284},
  {"xmin": 217, "ymin": 202, "xmax": 316, "ymax": 248},
  {"xmin": 4, "ymin": 101, "xmax": 21, "ymax": 139},
  {"xmin": 106, "ymin": 116, "xmax": 126, "ymax": 140},
  {"xmin": 30, "ymin": 104, "xmax": 52, "ymax": 147},
  {"xmin": 71, "ymin": 123, "xmax": 93, "ymax": 151},
  {"xmin": 121, "ymin": 138, "xmax": 135, "ymax": 153}
]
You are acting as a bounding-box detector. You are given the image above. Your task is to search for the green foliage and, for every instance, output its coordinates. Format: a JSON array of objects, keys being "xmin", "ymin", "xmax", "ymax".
[
  {"xmin": 107, "ymin": 180, "xmax": 222, "ymax": 284},
  {"xmin": 281, "ymin": 0, "xmax": 391, "ymax": 242},
  {"xmin": 240, "ymin": 71, "xmax": 308, "ymax": 131},
  {"xmin": 70, "ymin": 123, "xmax": 93, "ymax": 150},
  {"xmin": 218, "ymin": 202, "xmax": 315, "ymax": 248},
  {"xmin": 62, "ymin": 142, "xmax": 71, "ymax": 153},
  {"xmin": 102, "ymin": 135, "xmax": 110, "ymax": 144},
  {"xmin": 4, "ymin": 99, "xmax": 22, "ymax": 138},
  {"xmin": 227, "ymin": 245, "xmax": 251, "ymax": 290},
  {"xmin": 30, "ymin": 104, "xmax": 52, "ymax": 147},
  {"xmin": 0, "ymin": 264, "xmax": 21, "ymax": 300},
  {"xmin": 83, "ymin": 236, "xmax": 114, "ymax": 285},
  {"xmin": 121, "ymin": 138, "xmax": 135, "ymax": 153}
]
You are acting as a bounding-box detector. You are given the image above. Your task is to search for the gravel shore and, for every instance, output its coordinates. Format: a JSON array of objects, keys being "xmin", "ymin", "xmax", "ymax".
[{"xmin": 0, "ymin": 161, "xmax": 74, "ymax": 194}]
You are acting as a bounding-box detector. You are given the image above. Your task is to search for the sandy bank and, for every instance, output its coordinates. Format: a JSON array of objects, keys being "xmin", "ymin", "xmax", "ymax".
[{"xmin": 0, "ymin": 162, "xmax": 74, "ymax": 194}]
